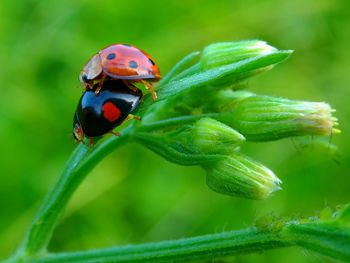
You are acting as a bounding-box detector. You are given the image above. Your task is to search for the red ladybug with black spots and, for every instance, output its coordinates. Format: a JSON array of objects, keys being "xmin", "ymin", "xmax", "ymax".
[
  {"xmin": 79, "ymin": 44, "xmax": 160, "ymax": 101},
  {"xmin": 73, "ymin": 80, "xmax": 142, "ymax": 145}
]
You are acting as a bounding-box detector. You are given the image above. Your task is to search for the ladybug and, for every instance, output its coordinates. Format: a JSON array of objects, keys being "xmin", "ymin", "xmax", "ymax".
[
  {"xmin": 79, "ymin": 44, "xmax": 160, "ymax": 101},
  {"xmin": 73, "ymin": 80, "xmax": 142, "ymax": 145}
]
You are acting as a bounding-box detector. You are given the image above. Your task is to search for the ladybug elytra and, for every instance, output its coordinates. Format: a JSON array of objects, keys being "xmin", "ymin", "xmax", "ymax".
[{"xmin": 79, "ymin": 44, "xmax": 160, "ymax": 101}]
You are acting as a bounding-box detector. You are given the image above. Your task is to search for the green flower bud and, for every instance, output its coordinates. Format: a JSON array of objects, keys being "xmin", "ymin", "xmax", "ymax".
[
  {"xmin": 204, "ymin": 153, "xmax": 281, "ymax": 199},
  {"xmin": 197, "ymin": 41, "xmax": 292, "ymax": 88},
  {"xmin": 222, "ymin": 95, "xmax": 339, "ymax": 141},
  {"xmin": 191, "ymin": 118, "xmax": 245, "ymax": 154},
  {"xmin": 135, "ymin": 118, "xmax": 245, "ymax": 165},
  {"xmin": 201, "ymin": 40, "xmax": 277, "ymax": 69},
  {"xmin": 171, "ymin": 41, "xmax": 277, "ymax": 82}
]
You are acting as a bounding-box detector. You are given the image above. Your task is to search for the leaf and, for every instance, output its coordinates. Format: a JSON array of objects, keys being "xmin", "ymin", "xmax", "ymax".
[
  {"xmin": 159, "ymin": 51, "xmax": 200, "ymax": 85},
  {"xmin": 158, "ymin": 50, "xmax": 293, "ymax": 100}
]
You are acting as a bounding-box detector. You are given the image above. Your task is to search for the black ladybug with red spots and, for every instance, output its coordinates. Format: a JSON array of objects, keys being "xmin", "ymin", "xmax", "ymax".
[
  {"xmin": 73, "ymin": 80, "xmax": 142, "ymax": 145},
  {"xmin": 73, "ymin": 44, "xmax": 160, "ymax": 145}
]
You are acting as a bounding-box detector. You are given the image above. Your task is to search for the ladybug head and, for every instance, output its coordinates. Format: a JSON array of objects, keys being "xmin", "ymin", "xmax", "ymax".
[
  {"xmin": 73, "ymin": 122, "xmax": 84, "ymax": 142},
  {"xmin": 79, "ymin": 71, "xmax": 89, "ymax": 85},
  {"xmin": 80, "ymin": 54, "xmax": 103, "ymax": 87}
]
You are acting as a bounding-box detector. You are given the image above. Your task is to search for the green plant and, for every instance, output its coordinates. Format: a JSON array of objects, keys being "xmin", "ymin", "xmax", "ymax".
[{"xmin": 5, "ymin": 40, "xmax": 346, "ymax": 263}]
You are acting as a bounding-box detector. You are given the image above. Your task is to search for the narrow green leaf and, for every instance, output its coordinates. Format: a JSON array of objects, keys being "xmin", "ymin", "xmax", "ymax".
[
  {"xmin": 158, "ymin": 51, "xmax": 200, "ymax": 86},
  {"xmin": 158, "ymin": 51, "xmax": 292, "ymax": 100}
]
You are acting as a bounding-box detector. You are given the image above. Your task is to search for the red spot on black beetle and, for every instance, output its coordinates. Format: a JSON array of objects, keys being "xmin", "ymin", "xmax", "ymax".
[{"xmin": 102, "ymin": 102, "xmax": 121, "ymax": 122}]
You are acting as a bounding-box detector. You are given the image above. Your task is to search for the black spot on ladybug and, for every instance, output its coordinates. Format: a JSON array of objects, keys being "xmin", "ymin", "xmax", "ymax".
[
  {"xmin": 122, "ymin": 44, "xmax": 131, "ymax": 47},
  {"xmin": 148, "ymin": 58, "xmax": 155, "ymax": 65},
  {"xmin": 107, "ymin": 53, "xmax": 116, "ymax": 60},
  {"xmin": 129, "ymin": 60, "xmax": 138, "ymax": 69}
]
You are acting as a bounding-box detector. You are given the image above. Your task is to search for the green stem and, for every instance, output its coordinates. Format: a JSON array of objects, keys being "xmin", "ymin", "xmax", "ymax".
[
  {"xmin": 285, "ymin": 222, "xmax": 350, "ymax": 261},
  {"xmin": 18, "ymin": 127, "xmax": 133, "ymax": 257},
  {"xmin": 35, "ymin": 228, "xmax": 290, "ymax": 263}
]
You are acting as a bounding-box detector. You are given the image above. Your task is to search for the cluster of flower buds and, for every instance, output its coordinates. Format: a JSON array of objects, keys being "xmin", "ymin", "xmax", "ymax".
[{"xmin": 128, "ymin": 40, "xmax": 339, "ymax": 199}]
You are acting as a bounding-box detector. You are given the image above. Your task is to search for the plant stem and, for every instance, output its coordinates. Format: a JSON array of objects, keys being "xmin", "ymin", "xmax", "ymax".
[
  {"xmin": 285, "ymin": 222, "xmax": 350, "ymax": 261},
  {"xmin": 35, "ymin": 228, "xmax": 290, "ymax": 263},
  {"xmin": 17, "ymin": 128, "xmax": 132, "ymax": 257}
]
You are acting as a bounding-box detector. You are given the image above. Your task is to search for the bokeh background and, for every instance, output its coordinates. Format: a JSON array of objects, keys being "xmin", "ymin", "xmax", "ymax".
[{"xmin": 0, "ymin": 0, "xmax": 349, "ymax": 262}]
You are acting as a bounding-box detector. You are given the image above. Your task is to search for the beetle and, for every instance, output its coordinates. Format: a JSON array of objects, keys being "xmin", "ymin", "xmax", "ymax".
[
  {"xmin": 79, "ymin": 44, "xmax": 160, "ymax": 100},
  {"xmin": 73, "ymin": 80, "xmax": 142, "ymax": 145}
]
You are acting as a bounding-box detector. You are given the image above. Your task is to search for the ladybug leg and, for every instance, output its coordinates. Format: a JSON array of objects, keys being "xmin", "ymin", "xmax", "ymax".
[
  {"xmin": 140, "ymin": 80, "xmax": 157, "ymax": 101},
  {"xmin": 94, "ymin": 75, "xmax": 107, "ymax": 95},
  {"xmin": 94, "ymin": 85, "xmax": 102, "ymax": 94},
  {"xmin": 75, "ymin": 138, "xmax": 84, "ymax": 145},
  {"xmin": 110, "ymin": 131, "xmax": 121, "ymax": 137},
  {"xmin": 87, "ymin": 81, "xmax": 95, "ymax": 90},
  {"xmin": 84, "ymin": 84, "xmax": 91, "ymax": 91},
  {"xmin": 118, "ymin": 114, "xmax": 141, "ymax": 126},
  {"xmin": 125, "ymin": 114, "xmax": 141, "ymax": 122},
  {"xmin": 88, "ymin": 137, "xmax": 95, "ymax": 147},
  {"xmin": 122, "ymin": 80, "xmax": 139, "ymax": 93}
]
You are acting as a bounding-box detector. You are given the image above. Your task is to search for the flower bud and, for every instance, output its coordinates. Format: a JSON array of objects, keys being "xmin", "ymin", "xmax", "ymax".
[
  {"xmin": 198, "ymin": 41, "xmax": 292, "ymax": 88},
  {"xmin": 190, "ymin": 118, "xmax": 245, "ymax": 154},
  {"xmin": 136, "ymin": 118, "xmax": 245, "ymax": 165},
  {"xmin": 222, "ymin": 96, "xmax": 339, "ymax": 141},
  {"xmin": 201, "ymin": 40, "xmax": 277, "ymax": 69},
  {"xmin": 204, "ymin": 153, "xmax": 281, "ymax": 199}
]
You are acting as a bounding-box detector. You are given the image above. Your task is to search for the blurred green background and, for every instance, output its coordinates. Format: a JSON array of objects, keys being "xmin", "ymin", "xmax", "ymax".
[{"xmin": 0, "ymin": 0, "xmax": 349, "ymax": 262}]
